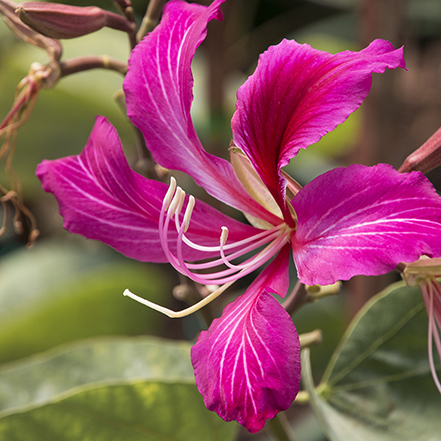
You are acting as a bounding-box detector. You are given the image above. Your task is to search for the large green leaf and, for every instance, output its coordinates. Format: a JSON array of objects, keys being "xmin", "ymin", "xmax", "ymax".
[
  {"xmin": 302, "ymin": 281, "xmax": 441, "ymax": 441},
  {"xmin": 0, "ymin": 337, "xmax": 238, "ymax": 441},
  {"xmin": 0, "ymin": 240, "xmax": 171, "ymax": 364}
]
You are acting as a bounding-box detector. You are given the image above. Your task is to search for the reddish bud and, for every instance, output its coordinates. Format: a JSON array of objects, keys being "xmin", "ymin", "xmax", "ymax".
[
  {"xmin": 399, "ymin": 126, "xmax": 441, "ymax": 174},
  {"xmin": 0, "ymin": 0, "xmax": 62, "ymax": 59},
  {"xmin": 16, "ymin": 2, "xmax": 134, "ymax": 39}
]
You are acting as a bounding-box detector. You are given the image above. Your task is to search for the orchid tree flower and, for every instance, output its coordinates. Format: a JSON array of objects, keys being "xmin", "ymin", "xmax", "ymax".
[{"xmin": 36, "ymin": 0, "xmax": 441, "ymax": 433}]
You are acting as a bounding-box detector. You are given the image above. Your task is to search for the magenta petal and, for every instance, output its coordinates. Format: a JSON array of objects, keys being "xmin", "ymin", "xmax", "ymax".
[
  {"xmin": 291, "ymin": 164, "xmax": 441, "ymax": 285},
  {"xmin": 37, "ymin": 116, "xmax": 258, "ymax": 262},
  {"xmin": 192, "ymin": 245, "xmax": 300, "ymax": 433},
  {"xmin": 123, "ymin": 0, "xmax": 276, "ymax": 224},
  {"xmin": 232, "ymin": 39, "xmax": 405, "ymax": 209}
]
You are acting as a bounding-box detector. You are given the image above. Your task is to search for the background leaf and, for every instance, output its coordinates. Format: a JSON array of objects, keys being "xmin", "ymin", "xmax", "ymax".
[
  {"xmin": 302, "ymin": 281, "xmax": 441, "ymax": 441},
  {"xmin": 0, "ymin": 239, "xmax": 172, "ymax": 364},
  {"xmin": 0, "ymin": 336, "xmax": 238, "ymax": 441}
]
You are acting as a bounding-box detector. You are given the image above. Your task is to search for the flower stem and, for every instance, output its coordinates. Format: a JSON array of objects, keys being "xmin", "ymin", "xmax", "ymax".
[
  {"xmin": 137, "ymin": 0, "xmax": 167, "ymax": 41},
  {"xmin": 283, "ymin": 281, "xmax": 308, "ymax": 315},
  {"xmin": 60, "ymin": 55, "xmax": 127, "ymax": 78},
  {"xmin": 299, "ymin": 329, "xmax": 323, "ymax": 348}
]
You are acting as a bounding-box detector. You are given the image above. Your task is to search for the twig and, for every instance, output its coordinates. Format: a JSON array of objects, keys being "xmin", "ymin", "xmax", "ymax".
[{"xmin": 137, "ymin": 0, "xmax": 167, "ymax": 41}]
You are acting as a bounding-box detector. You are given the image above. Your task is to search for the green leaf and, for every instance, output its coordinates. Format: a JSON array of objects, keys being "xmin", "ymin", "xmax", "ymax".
[
  {"xmin": 0, "ymin": 240, "xmax": 171, "ymax": 364},
  {"xmin": 303, "ymin": 281, "xmax": 441, "ymax": 441},
  {"xmin": 0, "ymin": 336, "xmax": 238, "ymax": 441}
]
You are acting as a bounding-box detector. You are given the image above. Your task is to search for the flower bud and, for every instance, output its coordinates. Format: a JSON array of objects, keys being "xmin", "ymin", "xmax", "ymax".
[
  {"xmin": 0, "ymin": 0, "xmax": 62, "ymax": 59},
  {"xmin": 16, "ymin": 2, "xmax": 134, "ymax": 39},
  {"xmin": 399, "ymin": 126, "xmax": 441, "ymax": 174}
]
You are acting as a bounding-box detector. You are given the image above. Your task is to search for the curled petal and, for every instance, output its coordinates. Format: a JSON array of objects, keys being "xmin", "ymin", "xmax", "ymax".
[
  {"xmin": 232, "ymin": 39, "xmax": 405, "ymax": 213},
  {"xmin": 37, "ymin": 116, "xmax": 258, "ymax": 262},
  {"xmin": 291, "ymin": 164, "xmax": 441, "ymax": 285},
  {"xmin": 124, "ymin": 0, "xmax": 278, "ymax": 225},
  {"xmin": 192, "ymin": 245, "xmax": 300, "ymax": 433}
]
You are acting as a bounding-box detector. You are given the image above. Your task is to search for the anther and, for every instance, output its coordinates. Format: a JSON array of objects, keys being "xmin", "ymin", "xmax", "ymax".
[
  {"xmin": 220, "ymin": 226, "xmax": 229, "ymax": 246},
  {"xmin": 183, "ymin": 196, "xmax": 195, "ymax": 233},
  {"xmin": 168, "ymin": 187, "xmax": 185, "ymax": 218},
  {"xmin": 163, "ymin": 176, "xmax": 177, "ymax": 210}
]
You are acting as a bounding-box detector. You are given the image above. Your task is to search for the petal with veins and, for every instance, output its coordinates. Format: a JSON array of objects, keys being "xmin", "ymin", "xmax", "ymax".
[
  {"xmin": 192, "ymin": 245, "xmax": 300, "ymax": 433},
  {"xmin": 291, "ymin": 164, "xmax": 441, "ymax": 285},
  {"xmin": 232, "ymin": 39, "xmax": 405, "ymax": 212},
  {"xmin": 37, "ymin": 116, "xmax": 258, "ymax": 263},
  {"xmin": 124, "ymin": 0, "xmax": 278, "ymax": 225}
]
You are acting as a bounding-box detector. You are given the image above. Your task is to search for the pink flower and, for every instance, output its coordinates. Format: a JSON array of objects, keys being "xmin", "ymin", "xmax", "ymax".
[{"xmin": 37, "ymin": 0, "xmax": 441, "ymax": 432}]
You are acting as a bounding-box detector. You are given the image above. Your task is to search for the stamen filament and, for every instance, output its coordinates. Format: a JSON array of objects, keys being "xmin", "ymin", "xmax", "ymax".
[
  {"xmin": 422, "ymin": 282, "xmax": 441, "ymax": 394},
  {"xmin": 185, "ymin": 229, "xmax": 283, "ymax": 270},
  {"xmin": 175, "ymin": 223, "xmax": 290, "ymax": 285},
  {"xmin": 182, "ymin": 222, "xmax": 286, "ymax": 253},
  {"xmin": 219, "ymin": 226, "xmax": 247, "ymax": 270}
]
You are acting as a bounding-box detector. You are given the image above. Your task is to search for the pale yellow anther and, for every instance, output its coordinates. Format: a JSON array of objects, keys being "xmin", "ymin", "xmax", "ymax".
[
  {"xmin": 176, "ymin": 188, "xmax": 185, "ymax": 217},
  {"xmin": 163, "ymin": 176, "xmax": 177, "ymax": 210},
  {"xmin": 168, "ymin": 187, "xmax": 185, "ymax": 218},
  {"xmin": 220, "ymin": 226, "xmax": 229, "ymax": 247},
  {"xmin": 183, "ymin": 196, "xmax": 195, "ymax": 233}
]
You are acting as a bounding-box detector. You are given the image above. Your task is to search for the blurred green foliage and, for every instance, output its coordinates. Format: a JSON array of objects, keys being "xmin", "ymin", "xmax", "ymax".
[
  {"xmin": 0, "ymin": 239, "xmax": 172, "ymax": 364},
  {"xmin": 303, "ymin": 281, "xmax": 441, "ymax": 441},
  {"xmin": 0, "ymin": 337, "xmax": 239, "ymax": 441}
]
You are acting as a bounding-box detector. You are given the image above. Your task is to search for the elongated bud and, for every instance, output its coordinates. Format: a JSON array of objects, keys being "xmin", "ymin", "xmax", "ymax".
[
  {"xmin": 16, "ymin": 2, "xmax": 134, "ymax": 39},
  {"xmin": 399, "ymin": 126, "xmax": 441, "ymax": 173},
  {"xmin": 0, "ymin": 0, "xmax": 62, "ymax": 59}
]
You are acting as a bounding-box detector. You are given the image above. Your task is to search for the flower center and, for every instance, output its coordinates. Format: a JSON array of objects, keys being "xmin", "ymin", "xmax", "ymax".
[{"xmin": 123, "ymin": 177, "xmax": 292, "ymax": 318}]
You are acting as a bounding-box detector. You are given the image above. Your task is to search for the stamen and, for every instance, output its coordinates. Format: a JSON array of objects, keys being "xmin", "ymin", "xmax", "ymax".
[
  {"xmin": 160, "ymin": 182, "xmax": 292, "ymax": 285},
  {"xmin": 219, "ymin": 226, "xmax": 244, "ymax": 270},
  {"xmin": 139, "ymin": 178, "xmax": 293, "ymax": 320}
]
